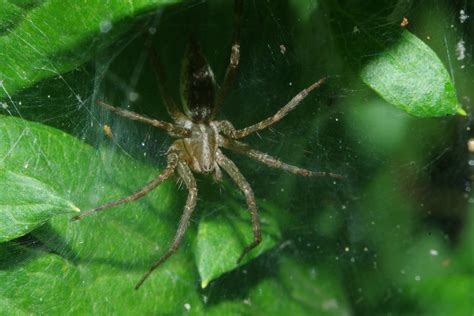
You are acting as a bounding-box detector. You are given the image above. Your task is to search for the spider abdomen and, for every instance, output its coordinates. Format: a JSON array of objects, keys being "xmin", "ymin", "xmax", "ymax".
[{"xmin": 180, "ymin": 40, "xmax": 216, "ymax": 123}]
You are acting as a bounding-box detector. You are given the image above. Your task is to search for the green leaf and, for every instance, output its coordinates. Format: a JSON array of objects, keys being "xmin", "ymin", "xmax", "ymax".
[
  {"xmin": 196, "ymin": 201, "xmax": 281, "ymax": 288},
  {"xmin": 458, "ymin": 203, "xmax": 474, "ymax": 270},
  {"xmin": 273, "ymin": 257, "xmax": 350, "ymax": 315},
  {"xmin": 288, "ymin": 0, "xmax": 320, "ymax": 23},
  {"xmin": 0, "ymin": 115, "xmax": 197, "ymax": 313},
  {"xmin": 204, "ymin": 256, "xmax": 351, "ymax": 316},
  {"xmin": 0, "ymin": 114, "xmax": 286, "ymax": 313},
  {"xmin": 360, "ymin": 30, "xmax": 462, "ymax": 117},
  {"xmin": 415, "ymin": 275, "xmax": 474, "ymax": 316},
  {"xmin": 0, "ymin": 170, "xmax": 79, "ymax": 242},
  {"xmin": 0, "ymin": 243, "xmax": 83, "ymax": 315},
  {"xmin": 0, "ymin": 0, "xmax": 181, "ymax": 100},
  {"xmin": 345, "ymin": 96, "xmax": 410, "ymax": 156}
]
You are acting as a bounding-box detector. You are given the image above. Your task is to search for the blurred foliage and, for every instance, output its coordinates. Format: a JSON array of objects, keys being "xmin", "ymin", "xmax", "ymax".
[{"xmin": 0, "ymin": 0, "xmax": 473, "ymax": 314}]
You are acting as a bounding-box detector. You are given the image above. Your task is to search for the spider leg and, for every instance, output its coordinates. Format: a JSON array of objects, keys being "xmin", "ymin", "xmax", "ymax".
[
  {"xmin": 213, "ymin": 0, "xmax": 243, "ymax": 115},
  {"xmin": 71, "ymin": 152, "xmax": 179, "ymax": 221},
  {"xmin": 222, "ymin": 138, "xmax": 344, "ymax": 179},
  {"xmin": 145, "ymin": 40, "xmax": 187, "ymax": 122},
  {"xmin": 97, "ymin": 101, "xmax": 191, "ymax": 137},
  {"xmin": 218, "ymin": 78, "xmax": 326, "ymax": 139},
  {"xmin": 135, "ymin": 161, "xmax": 197, "ymax": 290},
  {"xmin": 216, "ymin": 151, "xmax": 262, "ymax": 264}
]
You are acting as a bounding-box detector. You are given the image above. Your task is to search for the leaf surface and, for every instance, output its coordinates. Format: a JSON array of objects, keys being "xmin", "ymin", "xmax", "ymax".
[
  {"xmin": 0, "ymin": 114, "xmax": 286, "ymax": 314},
  {"xmin": 0, "ymin": 115, "xmax": 196, "ymax": 313},
  {"xmin": 0, "ymin": 170, "xmax": 79, "ymax": 242},
  {"xmin": 196, "ymin": 200, "xmax": 281, "ymax": 288},
  {"xmin": 0, "ymin": 0, "xmax": 180, "ymax": 100},
  {"xmin": 360, "ymin": 30, "xmax": 462, "ymax": 117}
]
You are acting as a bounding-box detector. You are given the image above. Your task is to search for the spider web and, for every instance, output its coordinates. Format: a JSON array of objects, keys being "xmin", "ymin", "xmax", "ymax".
[{"xmin": 0, "ymin": 0, "xmax": 472, "ymax": 314}]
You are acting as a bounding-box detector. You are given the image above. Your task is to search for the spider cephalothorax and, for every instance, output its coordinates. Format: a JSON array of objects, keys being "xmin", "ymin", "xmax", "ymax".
[{"xmin": 73, "ymin": 0, "xmax": 342, "ymax": 290}]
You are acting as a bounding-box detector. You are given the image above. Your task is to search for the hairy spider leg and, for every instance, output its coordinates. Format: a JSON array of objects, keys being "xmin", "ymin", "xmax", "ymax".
[
  {"xmin": 216, "ymin": 151, "xmax": 261, "ymax": 263},
  {"xmin": 218, "ymin": 77, "xmax": 326, "ymax": 139},
  {"xmin": 135, "ymin": 161, "xmax": 198, "ymax": 290},
  {"xmin": 145, "ymin": 41, "xmax": 187, "ymax": 122},
  {"xmin": 71, "ymin": 152, "xmax": 179, "ymax": 221},
  {"xmin": 222, "ymin": 138, "xmax": 344, "ymax": 179},
  {"xmin": 96, "ymin": 101, "xmax": 191, "ymax": 138},
  {"xmin": 213, "ymin": 0, "xmax": 243, "ymax": 116}
]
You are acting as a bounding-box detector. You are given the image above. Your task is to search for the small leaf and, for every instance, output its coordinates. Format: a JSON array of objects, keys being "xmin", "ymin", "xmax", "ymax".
[
  {"xmin": 0, "ymin": 170, "xmax": 79, "ymax": 242},
  {"xmin": 360, "ymin": 30, "xmax": 462, "ymax": 117},
  {"xmin": 196, "ymin": 201, "xmax": 281, "ymax": 288}
]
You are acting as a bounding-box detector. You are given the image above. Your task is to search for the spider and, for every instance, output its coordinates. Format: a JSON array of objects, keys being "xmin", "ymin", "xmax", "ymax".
[{"xmin": 72, "ymin": 0, "xmax": 342, "ymax": 290}]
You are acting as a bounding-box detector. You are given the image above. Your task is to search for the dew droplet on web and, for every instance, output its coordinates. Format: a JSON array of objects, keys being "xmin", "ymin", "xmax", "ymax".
[
  {"xmin": 456, "ymin": 39, "xmax": 466, "ymax": 61},
  {"xmin": 100, "ymin": 20, "xmax": 113, "ymax": 33},
  {"xmin": 128, "ymin": 92, "xmax": 139, "ymax": 102},
  {"xmin": 460, "ymin": 9, "xmax": 469, "ymax": 23}
]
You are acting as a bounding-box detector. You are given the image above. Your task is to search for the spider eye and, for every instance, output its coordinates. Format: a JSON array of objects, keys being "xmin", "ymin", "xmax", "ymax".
[{"xmin": 180, "ymin": 40, "xmax": 216, "ymax": 122}]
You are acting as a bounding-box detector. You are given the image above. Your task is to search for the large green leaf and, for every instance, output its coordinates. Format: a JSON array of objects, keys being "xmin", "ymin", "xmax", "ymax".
[
  {"xmin": 0, "ymin": 115, "xmax": 196, "ymax": 313},
  {"xmin": 0, "ymin": 170, "xmax": 79, "ymax": 242},
  {"xmin": 0, "ymin": 0, "xmax": 180, "ymax": 100},
  {"xmin": 0, "ymin": 243, "xmax": 83, "ymax": 315},
  {"xmin": 360, "ymin": 30, "xmax": 463, "ymax": 117},
  {"xmin": 1, "ymin": 243, "xmax": 351, "ymax": 315},
  {"xmin": 0, "ymin": 115, "xmax": 288, "ymax": 313}
]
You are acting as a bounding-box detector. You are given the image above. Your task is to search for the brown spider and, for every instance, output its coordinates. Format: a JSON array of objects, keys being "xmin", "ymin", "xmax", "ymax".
[{"xmin": 72, "ymin": 0, "xmax": 342, "ymax": 290}]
